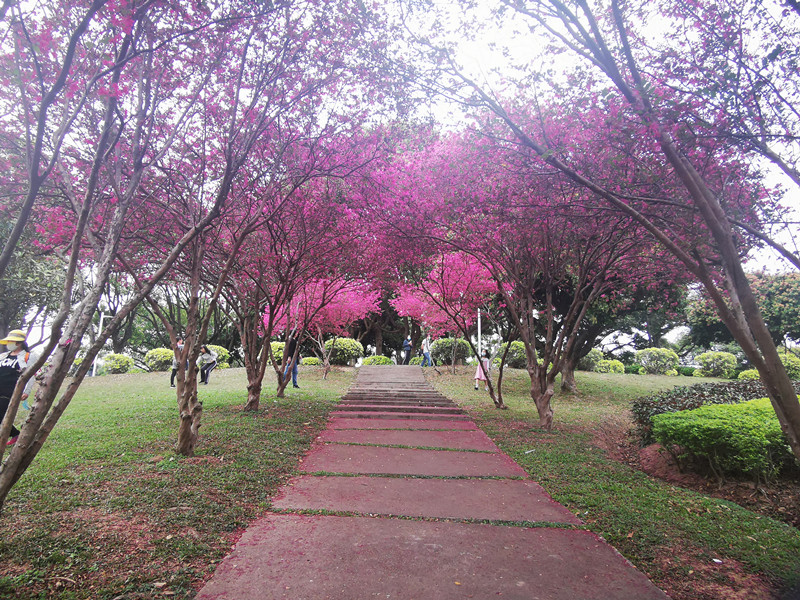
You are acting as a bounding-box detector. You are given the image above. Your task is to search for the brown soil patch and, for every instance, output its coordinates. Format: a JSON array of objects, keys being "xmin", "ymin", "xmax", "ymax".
[
  {"xmin": 589, "ymin": 420, "xmax": 800, "ymax": 600},
  {"xmin": 652, "ymin": 547, "xmax": 779, "ymax": 600}
]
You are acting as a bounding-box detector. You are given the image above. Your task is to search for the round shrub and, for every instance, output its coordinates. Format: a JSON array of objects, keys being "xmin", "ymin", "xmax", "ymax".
[
  {"xmin": 665, "ymin": 369, "xmax": 679, "ymax": 376},
  {"xmin": 496, "ymin": 341, "xmax": 527, "ymax": 369},
  {"xmin": 631, "ymin": 379, "xmax": 800, "ymax": 445},
  {"xmin": 324, "ymin": 338, "xmax": 364, "ymax": 365},
  {"xmin": 144, "ymin": 347, "xmax": 173, "ymax": 372},
  {"xmin": 302, "ymin": 356, "xmax": 321, "ymax": 366},
  {"xmin": 695, "ymin": 351, "xmax": 738, "ymax": 379},
  {"xmin": 624, "ymin": 364, "xmax": 643, "ymax": 375},
  {"xmin": 430, "ymin": 338, "xmax": 470, "ymax": 365},
  {"xmin": 206, "ymin": 344, "xmax": 231, "ymax": 369},
  {"xmin": 652, "ymin": 398, "xmax": 793, "ymax": 481},
  {"xmin": 102, "ymin": 353, "xmax": 134, "ymax": 374},
  {"xmin": 271, "ymin": 341, "xmax": 286, "ymax": 360},
  {"xmin": 409, "ymin": 356, "xmax": 423, "ymax": 365},
  {"xmin": 362, "ymin": 355, "xmax": 394, "ymax": 366},
  {"xmin": 738, "ymin": 369, "xmax": 760, "ymax": 381},
  {"xmin": 635, "ymin": 348, "xmax": 679, "ymax": 375},
  {"xmin": 676, "ymin": 366, "xmax": 696, "ymax": 377},
  {"xmin": 595, "ymin": 359, "xmax": 624, "ymax": 374},
  {"xmin": 779, "ymin": 352, "xmax": 800, "ymax": 379},
  {"xmin": 577, "ymin": 348, "xmax": 603, "ymax": 372}
]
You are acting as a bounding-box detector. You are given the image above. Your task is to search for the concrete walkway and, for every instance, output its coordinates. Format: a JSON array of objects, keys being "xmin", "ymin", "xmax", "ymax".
[{"xmin": 196, "ymin": 366, "xmax": 668, "ymax": 600}]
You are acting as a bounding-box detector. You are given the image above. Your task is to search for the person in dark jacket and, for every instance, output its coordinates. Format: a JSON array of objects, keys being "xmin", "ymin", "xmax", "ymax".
[{"xmin": 284, "ymin": 334, "xmax": 300, "ymax": 388}]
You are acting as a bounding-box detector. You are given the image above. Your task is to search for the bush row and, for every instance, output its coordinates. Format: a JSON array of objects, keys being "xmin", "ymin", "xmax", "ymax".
[
  {"xmin": 631, "ymin": 379, "xmax": 800, "ymax": 445},
  {"xmin": 652, "ymin": 398, "xmax": 795, "ymax": 481}
]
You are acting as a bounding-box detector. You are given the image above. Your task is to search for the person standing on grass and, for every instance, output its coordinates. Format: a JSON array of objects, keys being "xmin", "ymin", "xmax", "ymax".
[
  {"xmin": 0, "ymin": 329, "xmax": 37, "ymax": 446},
  {"xmin": 198, "ymin": 345, "xmax": 217, "ymax": 385},
  {"xmin": 284, "ymin": 333, "xmax": 300, "ymax": 389},
  {"xmin": 474, "ymin": 349, "xmax": 491, "ymax": 391}
]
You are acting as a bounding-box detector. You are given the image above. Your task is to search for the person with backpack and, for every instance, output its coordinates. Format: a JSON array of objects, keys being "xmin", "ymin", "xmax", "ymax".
[{"xmin": 0, "ymin": 329, "xmax": 37, "ymax": 446}]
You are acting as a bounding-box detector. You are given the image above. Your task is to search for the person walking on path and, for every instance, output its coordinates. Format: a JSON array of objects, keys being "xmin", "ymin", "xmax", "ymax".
[
  {"xmin": 402, "ymin": 336, "xmax": 412, "ymax": 365},
  {"xmin": 0, "ymin": 329, "xmax": 37, "ymax": 446},
  {"xmin": 421, "ymin": 336, "xmax": 432, "ymax": 367},
  {"xmin": 284, "ymin": 333, "xmax": 300, "ymax": 388},
  {"xmin": 198, "ymin": 345, "xmax": 217, "ymax": 385},
  {"xmin": 170, "ymin": 336, "xmax": 187, "ymax": 388},
  {"xmin": 474, "ymin": 349, "xmax": 491, "ymax": 391}
]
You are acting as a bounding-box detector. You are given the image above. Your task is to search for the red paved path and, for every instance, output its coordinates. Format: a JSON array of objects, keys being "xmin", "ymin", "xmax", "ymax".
[{"xmin": 196, "ymin": 366, "xmax": 668, "ymax": 600}]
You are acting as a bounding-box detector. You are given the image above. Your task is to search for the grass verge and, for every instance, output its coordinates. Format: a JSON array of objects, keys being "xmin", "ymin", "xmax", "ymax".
[
  {"xmin": 0, "ymin": 366, "xmax": 353, "ymax": 599},
  {"xmin": 427, "ymin": 366, "xmax": 800, "ymax": 600}
]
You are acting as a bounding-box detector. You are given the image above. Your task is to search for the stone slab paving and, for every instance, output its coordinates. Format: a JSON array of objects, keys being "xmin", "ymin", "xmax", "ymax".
[
  {"xmin": 315, "ymin": 427, "xmax": 501, "ymax": 451},
  {"xmin": 195, "ymin": 515, "xmax": 667, "ymax": 600},
  {"xmin": 299, "ymin": 443, "xmax": 529, "ymax": 477},
  {"xmin": 196, "ymin": 366, "xmax": 669, "ymax": 599},
  {"xmin": 329, "ymin": 417, "xmax": 478, "ymax": 430},
  {"xmin": 272, "ymin": 475, "xmax": 582, "ymax": 523}
]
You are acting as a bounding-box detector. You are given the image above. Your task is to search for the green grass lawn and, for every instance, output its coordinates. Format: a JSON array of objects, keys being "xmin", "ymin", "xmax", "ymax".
[
  {"xmin": 0, "ymin": 366, "xmax": 354, "ymax": 599},
  {"xmin": 1, "ymin": 365, "xmax": 798, "ymax": 600},
  {"xmin": 427, "ymin": 366, "xmax": 800, "ymax": 600}
]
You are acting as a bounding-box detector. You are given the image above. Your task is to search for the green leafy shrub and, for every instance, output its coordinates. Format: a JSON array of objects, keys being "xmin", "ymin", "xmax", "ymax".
[
  {"xmin": 496, "ymin": 341, "xmax": 527, "ymax": 369},
  {"xmin": 624, "ymin": 364, "xmax": 643, "ymax": 375},
  {"xmin": 577, "ymin": 348, "xmax": 603, "ymax": 371},
  {"xmin": 430, "ymin": 338, "xmax": 470, "ymax": 365},
  {"xmin": 270, "ymin": 341, "xmax": 286, "ymax": 362},
  {"xmin": 302, "ymin": 356, "xmax": 321, "ymax": 366},
  {"xmin": 102, "ymin": 353, "xmax": 134, "ymax": 374},
  {"xmin": 676, "ymin": 366, "xmax": 696, "ymax": 377},
  {"xmin": 779, "ymin": 351, "xmax": 800, "ymax": 379},
  {"xmin": 631, "ymin": 379, "xmax": 800, "ymax": 445},
  {"xmin": 635, "ymin": 348, "xmax": 679, "ymax": 375},
  {"xmin": 738, "ymin": 369, "xmax": 760, "ymax": 381},
  {"xmin": 595, "ymin": 359, "xmax": 624, "ymax": 374},
  {"xmin": 206, "ymin": 344, "xmax": 231, "ymax": 369},
  {"xmin": 652, "ymin": 398, "xmax": 794, "ymax": 481},
  {"xmin": 362, "ymin": 355, "xmax": 394, "ymax": 366},
  {"xmin": 695, "ymin": 351, "xmax": 738, "ymax": 378},
  {"xmin": 665, "ymin": 369, "xmax": 679, "ymax": 376},
  {"xmin": 324, "ymin": 338, "xmax": 364, "ymax": 365},
  {"xmin": 409, "ymin": 356, "xmax": 423, "ymax": 365},
  {"xmin": 144, "ymin": 347, "xmax": 173, "ymax": 372}
]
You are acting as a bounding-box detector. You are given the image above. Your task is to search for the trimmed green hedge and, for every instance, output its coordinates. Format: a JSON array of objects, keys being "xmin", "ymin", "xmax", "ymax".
[
  {"xmin": 577, "ymin": 348, "xmax": 603, "ymax": 371},
  {"xmin": 430, "ymin": 338, "xmax": 470, "ymax": 365},
  {"xmin": 495, "ymin": 341, "xmax": 527, "ymax": 369},
  {"xmin": 695, "ymin": 351, "xmax": 738, "ymax": 378},
  {"xmin": 631, "ymin": 379, "xmax": 800, "ymax": 445},
  {"xmin": 302, "ymin": 356, "xmax": 321, "ymax": 366},
  {"xmin": 738, "ymin": 369, "xmax": 760, "ymax": 381},
  {"xmin": 324, "ymin": 338, "xmax": 364, "ymax": 365},
  {"xmin": 595, "ymin": 359, "xmax": 624, "ymax": 374},
  {"xmin": 635, "ymin": 348, "xmax": 679, "ymax": 375},
  {"xmin": 652, "ymin": 398, "xmax": 794, "ymax": 481},
  {"xmin": 409, "ymin": 356, "xmax": 423, "ymax": 365},
  {"xmin": 144, "ymin": 347, "xmax": 173, "ymax": 372},
  {"xmin": 362, "ymin": 355, "xmax": 394, "ymax": 366},
  {"xmin": 102, "ymin": 353, "xmax": 135, "ymax": 374}
]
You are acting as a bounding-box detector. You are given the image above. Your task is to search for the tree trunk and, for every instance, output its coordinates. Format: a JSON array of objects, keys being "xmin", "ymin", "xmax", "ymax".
[
  {"xmin": 560, "ymin": 357, "xmax": 578, "ymax": 393},
  {"xmin": 175, "ymin": 377, "xmax": 202, "ymax": 456},
  {"xmin": 528, "ymin": 365, "xmax": 554, "ymax": 430},
  {"xmin": 244, "ymin": 380, "xmax": 262, "ymax": 412}
]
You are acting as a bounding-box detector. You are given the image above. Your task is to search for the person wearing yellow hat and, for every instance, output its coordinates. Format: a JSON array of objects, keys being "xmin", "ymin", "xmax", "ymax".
[{"xmin": 0, "ymin": 329, "xmax": 36, "ymax": 446}]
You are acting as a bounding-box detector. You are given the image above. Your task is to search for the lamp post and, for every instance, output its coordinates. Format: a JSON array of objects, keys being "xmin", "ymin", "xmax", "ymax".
[
  {"xmin": 477, "ymin": 308, "xmax": 482, "ymax": 358},
  {"xmin": 91, "ymin": 311, "xmax": 106, "ymax": 377}
]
